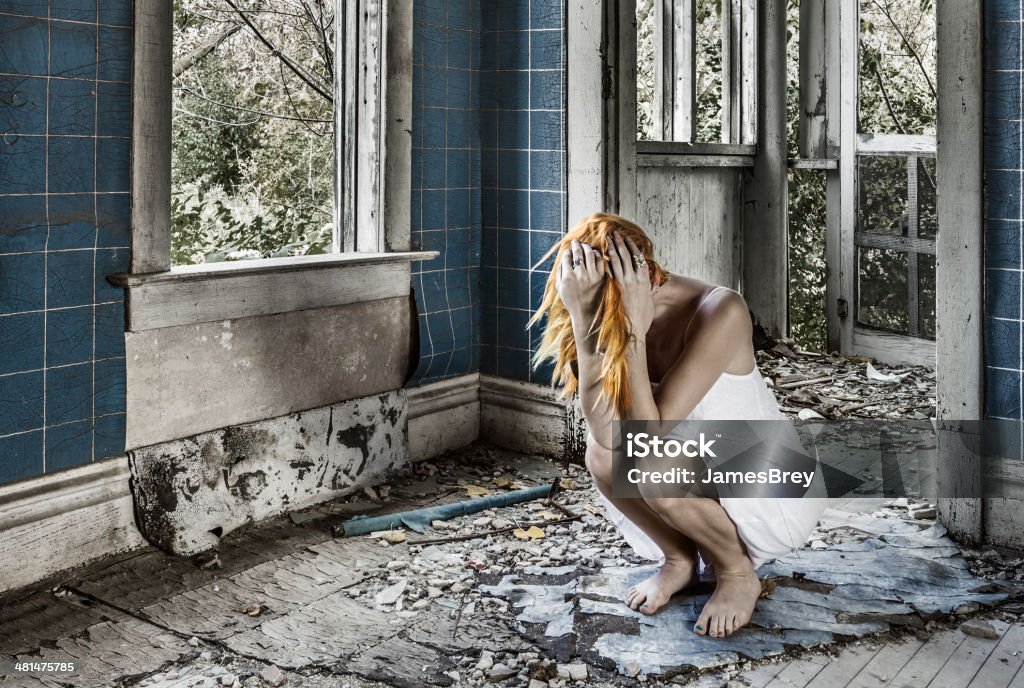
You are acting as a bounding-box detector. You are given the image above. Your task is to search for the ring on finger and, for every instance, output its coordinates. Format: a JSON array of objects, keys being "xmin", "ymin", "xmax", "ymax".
[
  {"xmin": 572, "ymin": 257, "xmax": 584, "ymax": 268},
  {"xmin": 632, "ymin": 253, "xmax": 648, "ymax": 270}
]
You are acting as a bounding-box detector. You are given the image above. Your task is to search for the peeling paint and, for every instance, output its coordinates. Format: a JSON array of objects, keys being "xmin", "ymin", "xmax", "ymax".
[{"xmin": 129, "ymin": 390, "xmax": 409, "ymax": 555}]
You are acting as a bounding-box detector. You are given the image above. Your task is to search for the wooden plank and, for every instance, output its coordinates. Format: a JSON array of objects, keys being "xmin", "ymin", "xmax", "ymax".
[
  {"xmin": 851, "ymin": 326, "xmax": 936, "ymax": 368},
  {"xmin": 131, "ymin": 0, "xmax": 173, "ymax": 273},
  {"xmin": 854, "ymin": 232, "xmax": 937, "ymax": 256},
  {"xmin": 764, "ymin": 655, "xmax": 829, "ymax": 688},
  {"xmin": 356, "ymin": 0, "xmax": 385, "ymax": 252},
  {"xmin": 671, "ymin": 0, "xmax": 697, "ymax": 141},
  {"xmin": 835, "ymin": 0, "xmax": 858, "ymax": 354},
  {"xmin": 804, "ymin": 644, "xmax": 880, "ymax": 688},
  {"xmin": 857, "ymin": 133, "xmax": 937, "ymax": 155},
  {"xmin": 934, "ymin": 0, "xmax": 984, "ymax": 544},
  {"xmin": 382, "ymin": 0, "xmax": 413, "ymax": 251},
  {"xmin": 889, "ymin": 629, "xmax": 964, "ymax": 688},
  {"xmin": 798, "ymin": 0, "xmax": 828, "ymax": 158},
  {"xmin": 740, "ymin": 0, "xmax": 757, "ymax": 145},
  {"xmin": 928, "ymin": 630, "xmax": 1008, "ymax": 688},
  {"xmin": 740, "ymin": 0, "xmax": 787, "ymax": 337},
  {"xmin": 337, "ymin": 0, "xmax": 357, "ymax": 252},
  {"xmin": 846, "ymin": 638, "xmax": 925, "ymax": 688},
  {"xmin": 567, "ymin": 0, "xmax": 607, "ymax": 222},
  {"xmin": 636, "ymin": 140, "xmax": 756, "ymax": 155},
  {"xmin": 789, "ymin": 158, "xmax": 839, "ymax": 170},
  {"xmin": 744, "ymin": 661, "xmax": 789, "ymax": 688},
  {"xmin": 124, "ymin": 260, "xmax": 411, "ymax": 331},
  {"xmin": 967, "ymin": 624, "xmax": 1024, "ymax": 688},
  {"xmin": 637, "ymin": 153, "xmax": 753, "ymax": 168},
  {"xmin": 616, "ymin": 0, "xmax": 638, "ymax": 218}
]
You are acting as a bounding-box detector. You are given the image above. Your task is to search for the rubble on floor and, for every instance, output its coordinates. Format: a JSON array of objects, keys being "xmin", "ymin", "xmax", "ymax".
[
  {"xmin": 755, "ymin": 346, "xmax": 936, "ymax": 421},
  {"xmin": 479, "ymin": 509, "xmax": 1007, "ymax": 678},
  {"xmin": 1, "ymin": 445, "xmax": 1019, "ymax": 688}
]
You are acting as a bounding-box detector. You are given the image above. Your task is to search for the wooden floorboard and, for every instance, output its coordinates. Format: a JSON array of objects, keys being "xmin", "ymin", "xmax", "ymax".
[
  {"xmin": 846, "ymin": 638, "xmax": 925, "ymax": 688},
  {"xmin": 927, "ymin": 624, "xmax": 1010, "ymax": 688},
  {"xmin": 804, "ymin": 644, "xmax": 880, "ymax": 688},
  {"xmin": 764, "ymin": 655, "xmax": 830, "ymax": 688},
  {"xmin": 967, "ymin": 624, "xmax": 1024, "ymax": 688},
  {"xmin": 744, "ymin": 660, "xmax": 789, "ymax": 687},
  {"xmin": 888, "ymin": 629, "xmax": 964, "ymax": 688}
]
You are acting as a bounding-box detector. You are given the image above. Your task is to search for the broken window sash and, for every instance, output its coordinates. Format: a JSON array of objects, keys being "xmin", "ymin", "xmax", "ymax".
[{"xmin": 636, "ymin": 0, "xmax": 756, "ymax": 145}]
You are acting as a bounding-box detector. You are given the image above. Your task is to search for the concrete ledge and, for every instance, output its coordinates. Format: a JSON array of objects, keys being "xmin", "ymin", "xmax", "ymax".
[
  {"xmin": 126, "ymin": 297, "xmax": 411, "ymax": 449},
  {"xmin": 408, "ymin": 373, "xmax": 480, "ymax": 461},
  {"xmin": 0, "ymin": 458, "xmax": 145, "ymax": 593},
  {"xmin": 129, "ymin": 390, "xmax": 408, "ymax": 555}
]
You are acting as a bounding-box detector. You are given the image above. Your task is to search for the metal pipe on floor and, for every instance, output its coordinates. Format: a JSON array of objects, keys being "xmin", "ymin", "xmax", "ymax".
[{"xmin": 335, "ymin": 482, "xmax": 556, "ymax": 537}]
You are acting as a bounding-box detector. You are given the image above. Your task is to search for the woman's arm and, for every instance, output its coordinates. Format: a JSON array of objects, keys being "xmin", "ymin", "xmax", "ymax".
[
  {"xmin": 610, "ymin": 234, "xmax": 752, "ymax": 425},
  {"xmin": 570, "ymin": 305, "xmax": 619, "ymax": 449}
]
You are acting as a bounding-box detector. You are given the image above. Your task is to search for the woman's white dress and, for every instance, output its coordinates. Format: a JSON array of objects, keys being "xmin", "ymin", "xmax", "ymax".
[{"xmin": 593, "ymin": 288, "xmax": 829, "ymax": 570}]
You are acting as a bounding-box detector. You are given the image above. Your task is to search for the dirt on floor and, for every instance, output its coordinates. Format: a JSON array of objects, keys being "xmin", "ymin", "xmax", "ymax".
[{"xmin": 2, "ymin": 437, "xmax": 1021, "ymax": 688}]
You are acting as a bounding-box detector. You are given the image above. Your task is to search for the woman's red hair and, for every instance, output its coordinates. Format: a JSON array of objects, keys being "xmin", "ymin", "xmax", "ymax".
[{"xmin": 527, "ymin": 213, "xmax": 668, "ymax": 416}]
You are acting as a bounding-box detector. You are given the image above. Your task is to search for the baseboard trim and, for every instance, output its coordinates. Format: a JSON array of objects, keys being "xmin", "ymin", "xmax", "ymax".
[
  {"xmin": 479, "ymin": 375, "xmax": 569, "ymax": 457},
  {"xmin": 0, "ymin": 458, "xmax": 145, "ymax": 593},
  {"xmin": 408, "ymin": 373, "xmax": 481, "ymax": 460}
]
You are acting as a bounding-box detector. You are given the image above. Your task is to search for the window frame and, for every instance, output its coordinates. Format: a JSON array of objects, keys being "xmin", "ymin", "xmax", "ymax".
[
  {"xmin": 637, "ymin": 0, "xmax": 758, "ymax": 151},
  {"xmin": 125, "ymin": 0, "xmax": 422, "ymax": 297}
]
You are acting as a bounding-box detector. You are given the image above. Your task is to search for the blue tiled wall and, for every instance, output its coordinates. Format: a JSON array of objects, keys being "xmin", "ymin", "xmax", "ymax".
[
  {"xmin": 479, "ymin": 0, "xmax": 566, "ymax": 383},
  {"xmin": 0, "ymin": 3, "xmax": 131, "ymax": 485},
  {"xmin": 409, "ymin": 0, "xmax": 566, "ymax": 385},
  {"xmin": 985, "ymin": 3, "xmax": 1024, "ymax": 420},
  {"xmin": 409, "ymin": 0, "xmax": 482, "ymax": 383}
]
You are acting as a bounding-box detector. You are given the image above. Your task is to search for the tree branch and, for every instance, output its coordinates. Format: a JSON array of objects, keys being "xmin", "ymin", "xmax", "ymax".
[
  {"xmin": 219, "ymin": 0, "xmax": 334, "ymax": 103},
  {"xmin": 174, "ymin": 23, "xmax": 242, "ymax": 77}
]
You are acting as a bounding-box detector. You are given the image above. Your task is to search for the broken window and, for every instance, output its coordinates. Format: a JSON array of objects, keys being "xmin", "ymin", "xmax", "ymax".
[
  {"xmin": 635, "ymin": 0, "xmax": 756, "ymax": 144},
  {"xmin": 171, "ymin": 0, "xmax": 339, "ymax": 265},
  {"xmin": 853, "ymin": 0, "xmax": 937, "ymax": 341}
]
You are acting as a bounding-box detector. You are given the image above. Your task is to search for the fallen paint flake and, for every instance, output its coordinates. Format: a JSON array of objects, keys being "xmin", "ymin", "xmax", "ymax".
[
  {"xmin": 480, "ymin": 512, "xmax": 1008, "ymax": 677},
  {"xmin": 513, "ymin": 526, "xmax": 545, "ymax": 540},
  {"xmin": 464, "ymin": 484, "xmax": 491, "ymax": 497}
]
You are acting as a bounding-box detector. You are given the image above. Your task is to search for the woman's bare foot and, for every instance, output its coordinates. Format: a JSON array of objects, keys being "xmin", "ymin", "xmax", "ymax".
[
  {"xmin": 693, "ymin": 567, "xmax": 762, "ymax": 637},
  {"xmin": 625, "ymin": 558, "xmax": 699, "ymax": 614}
]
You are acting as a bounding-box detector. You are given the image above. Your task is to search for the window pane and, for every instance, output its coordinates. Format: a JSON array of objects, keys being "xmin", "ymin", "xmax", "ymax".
[
  {"xmin": 858, "ymin": 156, "xmax": 907, "ymax": 236},
  {"xmin": 918, "ymin": 252, "xmax": 935, "ymax": 339},
  {"xmin": 917, "ymin": 156, "xmax": 937, "ymax": 240},
  {"xmin": 858, "ymin": 0, "xmax": 936, "ymax": 135},
  {"xmin": 857, "ymin": 247, "xmax": 908, "ymax": 332},
  {"xmin": 636, "ymin": 0, "xmax": 723, "ymax": 143},
  {"xmin": 171, "ymin": 0, "xmax": 335, "ymax": 266}
]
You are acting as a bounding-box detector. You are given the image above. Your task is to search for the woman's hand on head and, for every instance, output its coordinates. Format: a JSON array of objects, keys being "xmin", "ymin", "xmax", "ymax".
[
  {"xmin": 608, "ymin": 233, "xmax": 655, "ymax": 340},
  {"xmin": 557, "ymin": 239, "xmax": 606, "ymax": 323}
]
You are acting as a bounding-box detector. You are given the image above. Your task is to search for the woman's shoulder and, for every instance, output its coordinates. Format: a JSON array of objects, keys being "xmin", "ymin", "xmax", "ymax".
[{"xmin": 687, "ymin": 284, "xmax": 751, "ymax": 338}]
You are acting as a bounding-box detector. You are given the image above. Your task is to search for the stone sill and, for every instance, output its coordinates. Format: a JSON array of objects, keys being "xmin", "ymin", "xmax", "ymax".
[{"xmin": 108, "ymin": 251, "xmax": 438, "ymax": 332}]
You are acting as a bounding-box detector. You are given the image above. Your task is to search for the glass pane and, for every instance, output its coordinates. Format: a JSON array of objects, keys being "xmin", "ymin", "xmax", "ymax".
[
  {"xmin": 857, "ymin": 247, "xmax": 908, "ymax": 332},
  {"xmin": 788, "ymin": 169, "xmax": 827, "ymax": 352},
  {"xmin": 636, "ymin": 0, "xmax": 724, "ymax": 142},
  {"xmin": 858, "ymin": 0, "xmax": 937, "ymax": 135},
  {"xmin": 171, "ymin": 0, "xmax": 335, "ymax": 265},
  {"xmin": 918, "ymin": 253, "xmax": 936, "ymax": 339},
  {"xmin": 695, "ymin": 0, "xmax": 724, "ymax": 143},
  {"xmin": 858, "ymin": 156, "xmax": 907, "ymax": 236},
  {"xmin": 637, "ymin": 0, "xmax": 657, "ymax": 140},
  {"xmin": 917, "ymin": 157, "xmax": 937, "ymax": 240}
]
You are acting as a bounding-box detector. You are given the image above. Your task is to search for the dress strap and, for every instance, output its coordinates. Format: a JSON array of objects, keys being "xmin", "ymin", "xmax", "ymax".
[{"xmin": 683, "ymin": 286, "xmax": 728, "ymax": 339}]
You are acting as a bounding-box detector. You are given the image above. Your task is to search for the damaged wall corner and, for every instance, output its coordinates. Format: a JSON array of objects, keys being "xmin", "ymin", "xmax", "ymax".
[{"xmin": 129, "ymin": 390, "xmax": 408, "ymax": 555}]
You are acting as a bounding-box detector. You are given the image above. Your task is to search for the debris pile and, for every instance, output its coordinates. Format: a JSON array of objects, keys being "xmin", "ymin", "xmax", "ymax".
[{"xmin": 756, "ymin": 347, "xmax": 936, "ymax": 420}]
